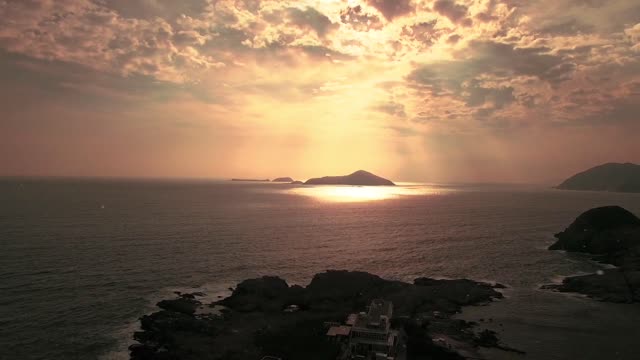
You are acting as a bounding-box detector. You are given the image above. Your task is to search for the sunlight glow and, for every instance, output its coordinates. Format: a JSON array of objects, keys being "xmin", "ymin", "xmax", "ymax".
[{"xmin": 291, "ymin": 185, "xmax": 442, "ymax": 202}]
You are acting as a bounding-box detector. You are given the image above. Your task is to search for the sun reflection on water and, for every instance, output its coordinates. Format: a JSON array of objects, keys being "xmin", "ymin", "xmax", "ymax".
[{"xmin": 290, "ymin": 184, "xmax": 443, "ymax": 202}]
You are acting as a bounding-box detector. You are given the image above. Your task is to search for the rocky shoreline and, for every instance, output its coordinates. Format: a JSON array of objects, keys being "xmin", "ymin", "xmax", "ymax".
[
  {"xmin": 543, "ymin": 206, "xmax": 640, "ymax": 303},
  {"xmin": 130, "ymin": 270, "xmax": 521, "ymax": 360}
]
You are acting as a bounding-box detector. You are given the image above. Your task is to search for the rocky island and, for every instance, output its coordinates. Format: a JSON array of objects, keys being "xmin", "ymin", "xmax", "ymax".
[
  {"xmin": 556, "ymin": 162, "xmax": 640, "ymax": 193},
  {"xmin": 231, "ymin": 178, "xmax": 270, "ymax": 182},
  {"xmin": 544, "ymin": 206, "xmax": 640, "ymax": 302},
  {"xmin": 130, "ymin": 270, "xmax": 518, "ymax": 360},
  {"xmin": 305, "ymin": 170, "xmax": 395, "ymax": 186},
  {"xmin": 272, "ymin": 177, "xmax": 294, "ymax": 183}
]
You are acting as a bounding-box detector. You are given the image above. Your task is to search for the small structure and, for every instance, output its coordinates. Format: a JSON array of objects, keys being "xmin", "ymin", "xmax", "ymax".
[{"xmin": 326, "ymin": 299, "xmax": 399, "ymax": 359}]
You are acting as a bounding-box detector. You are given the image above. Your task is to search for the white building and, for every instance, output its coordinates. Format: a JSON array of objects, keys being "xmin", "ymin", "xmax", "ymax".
[{"xmin": 347, "ymin": 299, "xmax": 398, "ymax": 360}]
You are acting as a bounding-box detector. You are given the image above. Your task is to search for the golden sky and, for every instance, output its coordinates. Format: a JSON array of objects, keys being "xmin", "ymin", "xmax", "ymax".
[{"xmin": 1, "ymin": 0, "xmax": 639, "ymax": 183}]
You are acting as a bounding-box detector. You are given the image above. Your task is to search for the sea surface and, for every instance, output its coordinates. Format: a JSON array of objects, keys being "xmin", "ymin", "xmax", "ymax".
[{"xmin": 1, "ymin": 178, "xmax": 640, "ymax": 360}]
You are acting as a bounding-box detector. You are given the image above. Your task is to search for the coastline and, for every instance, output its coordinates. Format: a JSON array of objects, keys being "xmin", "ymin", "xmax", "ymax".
[{"xmin": 128, "ymin": 270, "xmax": 519, "ymax": 360}]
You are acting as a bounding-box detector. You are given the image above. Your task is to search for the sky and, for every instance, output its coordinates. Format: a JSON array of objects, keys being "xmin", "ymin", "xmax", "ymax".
[{"xmin": 0, "ymin": 0, "xmax": 639, "ymax": 184}]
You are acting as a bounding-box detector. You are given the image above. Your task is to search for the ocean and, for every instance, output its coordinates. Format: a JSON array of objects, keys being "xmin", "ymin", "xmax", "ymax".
[{"xmin": 1, "ymin": 178, "xmax": 640, "ymax": 360}]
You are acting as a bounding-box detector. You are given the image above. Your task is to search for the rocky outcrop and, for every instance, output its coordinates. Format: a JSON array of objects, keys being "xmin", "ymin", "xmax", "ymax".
[
  {"xmin": 305, "ymin": 170, "xmax": 395, "ymax": 186},
  {"xmin": 545, "ymin": 206, "xmax": 640, "ymax": 302},
  {"xmin": 556, "ymin": 162, "xmax": 640, "ymax": 193},
  {"xmin": 549, "ymin": 206, "xmax": 640, "ymax": 256},
  {"xmin": 131, "ymin": 271, "xmax": 515, "ymax": 360}
]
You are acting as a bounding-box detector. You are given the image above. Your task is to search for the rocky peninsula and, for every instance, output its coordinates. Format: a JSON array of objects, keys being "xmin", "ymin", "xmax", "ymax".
[
  {"xmin": 130, "ymin": 270, "xmax": 518, "ymax": 360},
  {"xmin": 556, "ymin": 162, "xmax": 640, "ymax": 193},
  {"xmin": 305, "ymin": 170, "xmax": 395, "ymax": 186},
  {"xmin": 544, "ymin": 206, "xmax": 640, "ymax": 302}
]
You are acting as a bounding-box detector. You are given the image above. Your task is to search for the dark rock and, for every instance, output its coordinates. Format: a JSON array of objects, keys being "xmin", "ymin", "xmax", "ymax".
[
  {"xmin": 549, "ymin": 206, "xmax": 640, "ymax": 253},
  {"xmin": 474, "ymin": 329, "xmax": 525, "ymax": 354},
  {"xmin": 129, "ymin": 344, "xmax": 157, "ymax": 360},
  {"xmin": 157, "ymin": 297, "xmax": 200, "ymax": 315},
  {"xmin": 546, "ymin": 206, "xmax": 640, "ymax": 303},
  {"xmin": 304, "ymin": 170, "xmax": 395, "ymax": 186},
  {"xmin": 218, "ymin": 276, "xmax": 290, "ymax": 312},
  {"xmin": 547, "ymin": 269, "xmax": 640, "ymax": 303},
  {"xmin": 556, "ymin": 162, "xmax": 640, "ymax": 193}
]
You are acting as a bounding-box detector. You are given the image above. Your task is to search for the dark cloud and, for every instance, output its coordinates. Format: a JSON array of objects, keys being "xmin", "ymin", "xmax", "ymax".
[
  {"xmin": 340, "ymin": 5, "xmax": 383, "ymax": 31},
  {"xmin": 402, "ymin": 20, "xmax": 446, "ymax": 46},
  {"xmin": 567, "ymin": 0, "xmax": 608, "ymax": 7},
  {"xmin": 365, "ymin": 0, "xmax": 414, "ymax": 21},
  {"xmin": 286, "ymin": 6, "xmax": 336, "ymax": 37},
  {"xmin": 475, "ymin": 12, "xmax": 498, "ymax": 23},
  {"xmin": 447, "ymin": 34, "xmax": 461, "ymax": 44},
  {"xmin": 537, "ymin": 19, "xmax": 595, "ymax": 35},
  {"xmin": 463, "ymin": 41, "xmax": 575, "ymax": 83},
  {"xmin": 463, "ymin": 80, "xmax": 515, "ymax": 110},
  {"xmin": 373, "ymin": 101, "xmax": 407, "ymax": 118},
  {"xmin": 407, "ymin": 40, "xmax": 576, "ymax": 114},
  {"xmin": 99, "ymin": 0, "xmax": 209, "ymax": 20},
  {"xmin": 433, "ymin": 0, "xmax": 472, "ymax": 26},
  {"xmin": 172, "ymin": 30, "xmax": 207, "ymax": 46}
]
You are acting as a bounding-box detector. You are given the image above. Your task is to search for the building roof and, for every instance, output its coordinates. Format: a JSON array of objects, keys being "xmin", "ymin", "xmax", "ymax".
[
  {"xmin": 351, "ymin": 299, "xmax": 393, "ymax": 331},
  {"xmin": 326, "ymin": 325, "xmax": 352, "ymax": 337},
  {"xmin": 368, "ymin": 299, "xmax": 392, "ymax": 323}
]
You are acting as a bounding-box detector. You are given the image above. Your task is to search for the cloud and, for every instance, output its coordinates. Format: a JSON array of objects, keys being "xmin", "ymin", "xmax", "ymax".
[
  {"xmin": 286, "ymin": 6, "xmax": 336, "ymax": 37},
  {"xmin": 406, "ymin": 40, "xmax": 582, "ymax": 121},
  {"xmin": 409, "ymin": 41, "xmax": 574, "ymax": 90},
  {"xmin": 432, "ymin": 0, "xmax": 471, "ymax": 27},
  {"xmin": 340, "ymin": 5, "xmax": 383, "ymax": 31},
  {"xmin": 626, "ymin": 23, "xmax": 640, "ymax": 51},
  {"xmin": 99, "ymin": 0, "xmax": 209, "ymax": 20},
  {"xmin": 447, "ymin": 34, "xmax": 461, "ymax": 44},
  {"xmin": 0, "ymin": 0, "xmax": 224, "ymax": 83},
  {"xmin": 372, "ymin": 100, "xmax": 407, "ymax": 118},
  {"xmin": 401, "ymin": 20, "xmax": 447, "ymax": 46},
  {"xmin": 365, "ymin": 0, "xmax": 414, "ymax": 21}
]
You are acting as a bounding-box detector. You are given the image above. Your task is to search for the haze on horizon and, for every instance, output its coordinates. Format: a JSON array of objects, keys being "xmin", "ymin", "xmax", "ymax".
[{"xmin": 1, "ymin": 0, "xmax": 639, "ymax": 184}]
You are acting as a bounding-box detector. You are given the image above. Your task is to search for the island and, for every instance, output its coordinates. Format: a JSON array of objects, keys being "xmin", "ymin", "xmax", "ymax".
[
  {"xmin": 305, "ymin": 170, "xmax": 395, "ymax": 186},
  {"xmin": 291, "ymin": 180, "xmax": 304, "ymax": 185},
  {"xmin": 543, "ymin": 206, "xmax": 640, "ymax": 303},
  {"xmin": 130, "ymin": 270, "xmax": 520, "ymax": 360},
  {"xmin": 272, "ymin": 177, "xmax": 294, "ymax": 183},
  {"xmin": 231, "ymin": 178, "xmax": 270, "ymax": 182},
  {"xmin": 556, "ymin": 162, "xmax": 640, "ymax": 193}
]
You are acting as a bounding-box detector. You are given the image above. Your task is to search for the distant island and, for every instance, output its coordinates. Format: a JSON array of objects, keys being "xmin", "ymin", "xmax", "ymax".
[
  {"xmin": 272, "ymin": 177, "xmax": 294, "ymax": 182},
  {"xmin": 305, "ymin": 170, "xmax": 395, "ymax": 186},
  {"xmin": 231, "ymin": 178, "xmax": 270, "ymax": 182},
  {"xmin": 556, "ymin": 162, "xmax": 640, "ymax": 193},
  {"xmin": 543, "ymin": 206, "xmax": 640, "ymax": 303}
]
